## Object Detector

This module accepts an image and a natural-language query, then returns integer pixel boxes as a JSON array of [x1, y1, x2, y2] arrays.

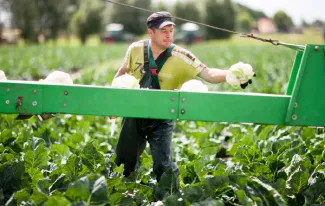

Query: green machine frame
[[1, 44, 324, 127]]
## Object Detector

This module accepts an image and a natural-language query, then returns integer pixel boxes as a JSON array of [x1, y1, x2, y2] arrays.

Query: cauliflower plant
[[180, 79, 208, 92], [0, 70, 7, 81], [111, 74, 140, 89]]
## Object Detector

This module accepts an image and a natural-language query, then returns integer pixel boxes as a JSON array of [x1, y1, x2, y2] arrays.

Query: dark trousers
[[114, 117, 179, 181]]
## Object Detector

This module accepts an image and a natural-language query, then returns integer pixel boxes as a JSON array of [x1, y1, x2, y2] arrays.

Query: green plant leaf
[[89, 176, 108, 205], [80, 142, 105, 173], [65, 176, 90, 202], [203, 176, 229, 196], [43, 196, 71, 206], [62, 154, 83, 179], [0, 161, 25, 202], [246, 176, 286, 206], [183, 186, 203, 203], [303, 181, 325, 205], [24, 144, 49, 170], [286, 166, 309, 194], [31, 189, 48, 205], [154, 169, 179, 200], [235, 189, 254, 206]]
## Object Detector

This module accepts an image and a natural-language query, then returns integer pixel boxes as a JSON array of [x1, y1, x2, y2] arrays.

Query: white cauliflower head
[[0, 70, 7, 81], [180, 79, 208, 92], [44, 71, 73, 84], [226, 62, 254, 87], [111, 74, 140, 89]]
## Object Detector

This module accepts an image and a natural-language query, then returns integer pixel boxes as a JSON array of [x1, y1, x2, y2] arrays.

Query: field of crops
[[1, 36, 325, 205]]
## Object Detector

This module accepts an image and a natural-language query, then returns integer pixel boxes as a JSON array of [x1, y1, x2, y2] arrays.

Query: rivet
[[315, 46, 319, 51], [5, 100, 10, 104], [33, 89, 38, 94], [171, 97, 175, 101], [292, 115, 297, 120], [64, 91, 68, 96], [294, 103, 298, 108], [6, 88, 10, 92], [181, 109, 185, 114], [32, 101, 38, 106], [182, 98, 186, 102], [170, 109, 175, 113], [63, 103, 67, 107]]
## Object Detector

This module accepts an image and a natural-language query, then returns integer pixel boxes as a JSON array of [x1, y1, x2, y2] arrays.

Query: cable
[[103, 0, 305, 49]]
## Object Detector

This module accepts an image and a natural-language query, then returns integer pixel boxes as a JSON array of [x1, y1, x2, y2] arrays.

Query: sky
[[155, 0, 325, 25]]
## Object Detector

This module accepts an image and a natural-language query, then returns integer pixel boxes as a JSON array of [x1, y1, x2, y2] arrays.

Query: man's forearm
[[199, 68, 229, 84]]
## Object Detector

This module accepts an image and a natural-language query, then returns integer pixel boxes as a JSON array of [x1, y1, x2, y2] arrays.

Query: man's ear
[[148, 28, 155, 36]]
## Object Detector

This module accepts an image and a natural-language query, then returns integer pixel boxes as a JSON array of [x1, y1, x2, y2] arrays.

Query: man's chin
[[162, 42, 172, 48]]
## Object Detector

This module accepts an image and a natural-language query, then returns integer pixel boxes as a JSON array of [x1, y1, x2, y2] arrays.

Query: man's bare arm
[[198, 67, 229, 84]]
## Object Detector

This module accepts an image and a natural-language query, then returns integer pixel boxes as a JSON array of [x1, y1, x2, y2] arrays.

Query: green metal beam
[[1, 44, 325, 127], [1, 81, 291, 125], [178, 92, 290, 125], [0, 81, 179, 120]]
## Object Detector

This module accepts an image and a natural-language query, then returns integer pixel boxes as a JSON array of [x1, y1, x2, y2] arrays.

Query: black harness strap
[[139, 39, 151, 88]]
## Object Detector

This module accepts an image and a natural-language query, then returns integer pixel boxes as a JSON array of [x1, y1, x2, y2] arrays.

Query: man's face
[[148, 25, 174, 49]]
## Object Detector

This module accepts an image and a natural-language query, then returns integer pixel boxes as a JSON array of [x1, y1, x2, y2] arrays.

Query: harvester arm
[[1, 44, 324, 127]]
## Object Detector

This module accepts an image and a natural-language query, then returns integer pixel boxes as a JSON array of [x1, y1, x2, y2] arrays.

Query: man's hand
[[226, 62, 256, 89]]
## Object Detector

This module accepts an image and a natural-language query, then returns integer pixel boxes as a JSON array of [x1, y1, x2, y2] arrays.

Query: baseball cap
[[147, 11, 175, 29]]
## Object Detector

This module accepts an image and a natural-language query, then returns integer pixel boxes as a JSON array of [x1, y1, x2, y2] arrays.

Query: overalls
[[114, 40, 179, 182]]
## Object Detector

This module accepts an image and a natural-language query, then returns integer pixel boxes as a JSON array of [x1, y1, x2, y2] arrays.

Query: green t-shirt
[[120, 40, 207, 90]]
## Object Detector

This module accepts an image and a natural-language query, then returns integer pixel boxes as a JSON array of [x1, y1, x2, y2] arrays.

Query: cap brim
[[158, 21, 175, 29]]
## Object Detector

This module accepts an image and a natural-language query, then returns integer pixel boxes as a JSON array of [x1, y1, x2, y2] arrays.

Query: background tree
[[110, 0, 151, 35], [173, 0, 201, 26], [70, 0, 103, 44], [236, 3, 266, 21], [236, 11, 254, 32], [204, 0, 235, 39], [311, 19, 325, 27], [0, 0, 74, 42], [153, 1, 169, 11], [273, 10, 294, 33]]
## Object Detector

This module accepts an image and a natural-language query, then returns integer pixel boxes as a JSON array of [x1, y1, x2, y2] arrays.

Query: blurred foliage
[[110, 0, 151, 35], [69, 0, 103, 44], [236, 11, 255, 32], [1, 0, 323, 43], [173, 0, 201, 26], [273, 10, 294, 33], [0, 0, 74, 42], [236, 3, 267, 21], [204, 0, 236, 39]]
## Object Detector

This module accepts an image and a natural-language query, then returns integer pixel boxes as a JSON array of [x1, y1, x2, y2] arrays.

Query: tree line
[[0, 0, 318, 44]]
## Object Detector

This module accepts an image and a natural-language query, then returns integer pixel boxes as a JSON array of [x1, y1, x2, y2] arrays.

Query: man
[[113, 11, 254, 183]]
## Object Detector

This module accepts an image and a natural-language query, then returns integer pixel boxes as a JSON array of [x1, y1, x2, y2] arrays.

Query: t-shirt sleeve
[[171, 47, 207, 76], [120, 44, 133, 69]]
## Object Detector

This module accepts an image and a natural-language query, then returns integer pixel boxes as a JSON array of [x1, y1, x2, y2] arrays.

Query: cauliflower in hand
[[226, 62, 255, 89], [0, 70, 7, 81], [111, 74, 140, 89], [180, 79, 208, 92]]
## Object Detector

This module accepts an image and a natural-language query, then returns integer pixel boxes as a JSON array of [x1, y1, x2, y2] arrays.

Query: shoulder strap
[[139, 40, 152, 88], [155, 44, 175, 73], [142, 39, 149, 75]]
